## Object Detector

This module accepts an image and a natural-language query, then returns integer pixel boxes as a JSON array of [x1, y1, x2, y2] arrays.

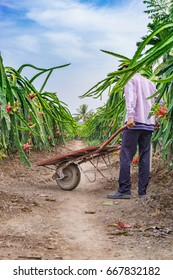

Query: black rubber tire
[[56, 163, 81, 191]]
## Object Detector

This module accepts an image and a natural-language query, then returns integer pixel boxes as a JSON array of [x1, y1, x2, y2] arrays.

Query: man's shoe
[[107, 191, 131, 199]]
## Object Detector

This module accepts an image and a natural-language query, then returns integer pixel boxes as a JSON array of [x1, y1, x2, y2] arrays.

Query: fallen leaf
[[108, 222, 132, 229], [18, 256, 42, 260], [85, 211, 96, 214], [117, 221, 132, 229], [45, 197, 56, 202], [108, 231, 129, 236], [103, 202, 113, 206], [108, 223, 119, 227]]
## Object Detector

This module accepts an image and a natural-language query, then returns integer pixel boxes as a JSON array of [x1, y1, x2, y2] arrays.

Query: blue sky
[[0, 0, 149, 114]]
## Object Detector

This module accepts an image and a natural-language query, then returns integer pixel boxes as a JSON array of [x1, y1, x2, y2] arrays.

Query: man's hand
[[127, 117, 135, 128]]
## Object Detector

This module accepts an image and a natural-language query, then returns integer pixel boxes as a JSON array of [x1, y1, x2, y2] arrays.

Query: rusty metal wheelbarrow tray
[[36, 125, 127, 191], [36, 145, 118, 167]]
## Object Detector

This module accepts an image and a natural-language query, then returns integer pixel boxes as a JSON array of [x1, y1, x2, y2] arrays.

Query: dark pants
[[118, 129, 152, 195]]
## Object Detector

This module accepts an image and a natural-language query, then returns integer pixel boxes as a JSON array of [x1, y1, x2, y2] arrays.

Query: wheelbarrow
[[36, 125, 127, 191]]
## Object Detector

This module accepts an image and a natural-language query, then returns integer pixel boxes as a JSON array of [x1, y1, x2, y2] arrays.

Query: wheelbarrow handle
[[96, 124, 127, 152]]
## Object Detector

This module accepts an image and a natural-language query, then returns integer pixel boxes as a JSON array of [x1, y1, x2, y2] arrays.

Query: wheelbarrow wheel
[[56, 163, 81, 191]]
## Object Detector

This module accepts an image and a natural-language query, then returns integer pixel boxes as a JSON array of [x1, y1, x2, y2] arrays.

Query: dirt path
[[0, 140, 173, 260]]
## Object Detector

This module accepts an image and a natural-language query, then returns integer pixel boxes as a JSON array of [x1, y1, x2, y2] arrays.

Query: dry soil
[[0, 140, 172, 260]]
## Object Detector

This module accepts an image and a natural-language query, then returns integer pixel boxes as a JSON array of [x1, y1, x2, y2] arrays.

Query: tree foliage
[[74, 104, 94, 123], [0, 56, 76, 166], [80, 0, 173, 167]]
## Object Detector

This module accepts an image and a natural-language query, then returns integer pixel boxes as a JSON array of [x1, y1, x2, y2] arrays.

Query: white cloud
[[17, 35, 41, 53], [0, 0, 149, 113], [24, 0, 148, 63], [25, 0, 147, 34], [43, 31, 88, 61]]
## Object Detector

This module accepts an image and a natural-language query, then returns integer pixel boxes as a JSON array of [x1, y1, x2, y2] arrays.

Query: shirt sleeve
[[124, 79, 137, 119]]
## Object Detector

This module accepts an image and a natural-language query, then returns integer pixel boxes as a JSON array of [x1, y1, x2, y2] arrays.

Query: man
[[107, 66, 156, 199]]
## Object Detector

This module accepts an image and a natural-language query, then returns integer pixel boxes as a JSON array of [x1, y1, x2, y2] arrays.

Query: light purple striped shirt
[[124, 73, 156, 130]]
